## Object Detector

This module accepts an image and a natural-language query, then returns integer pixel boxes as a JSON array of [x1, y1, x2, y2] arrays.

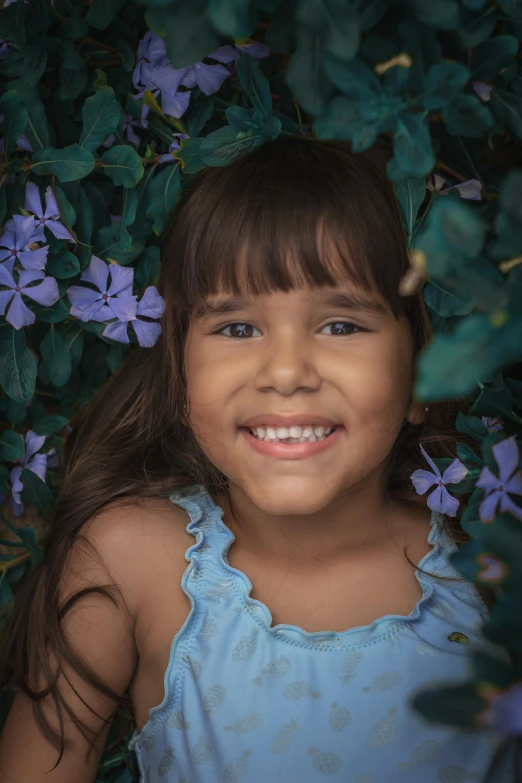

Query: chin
[[240, 479, 337, 516]]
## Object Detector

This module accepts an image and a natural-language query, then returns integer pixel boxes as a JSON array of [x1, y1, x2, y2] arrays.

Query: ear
[[406, 400, 426, 426]]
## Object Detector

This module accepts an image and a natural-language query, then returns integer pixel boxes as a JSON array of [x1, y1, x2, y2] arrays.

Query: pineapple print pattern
[[370, 706, 398, 747], [223, 713, 262, 733], [397, 740, 440, 771], [308, 746, 342, 775], [417, 640, 441, 655], [363, 670, 402, 693], [200, 617, 218, 640], [223, 749, 253, 783], [252, 655, 292, 686], [204, 581, 233, 604], [231, 628, 259, 662], [167, 710, 191, 730], [269, 719, 301, 754], [141, 732, 157, 752], [202, 684, 227, 713], [283, 680, 322, 700], [184, 655, 202, 681], [430, 598, 457, 621], [157, 746, 175, 777], [338, 649, 364, 684], [190, 734, 212, 764], [328, 701, 351, 731]]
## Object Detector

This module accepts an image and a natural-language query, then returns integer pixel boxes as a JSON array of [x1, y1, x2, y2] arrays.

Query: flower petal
[[476, 465, 499, 493], [0, 289, 15, 315], [493, 436, 520, 484], [6, 292, 36, 329], [132, 318, 162, 347], [103, 320, 130, 344], [180, 64, 197, 89], [479, 491, 500, 523], [107, 264, 134, 296], [505, 470, 522, 496], [419, 443, 441, 478], [67, 285, 105, 321], [9, 466, 23, 505], [441, 458, 468, 485], [108, 295, 138, 322], [410, 469, 438, 495], [81, 255, 109, 292], [0, 262, 15, 287], [25, 431, 46, 462], [206, 45, 238, 64], [46, 220, 76, 242], [23, 276, 59, 307], [161, 89, 191, 118], [18, 269, 45, 287], [194, 62, 230, 96], [43, 187, 60, 219], [14, 214, 41, 249], [27, 453, 48, 483], [18, 246, 49, 271], [149, 64, 187, 97], [136, 286, 165, 319], [25, 181, 44, 218], [429, 485, 460, 516]]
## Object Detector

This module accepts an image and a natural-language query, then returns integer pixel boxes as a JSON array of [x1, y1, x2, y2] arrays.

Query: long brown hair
[[0, 136, 497, 764]]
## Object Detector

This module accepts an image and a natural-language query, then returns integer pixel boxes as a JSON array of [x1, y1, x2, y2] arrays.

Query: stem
[[76, 36, 119, 54]]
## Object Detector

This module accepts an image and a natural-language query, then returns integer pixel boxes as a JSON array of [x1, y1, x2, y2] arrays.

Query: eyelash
[[212, 321, 367, 339]]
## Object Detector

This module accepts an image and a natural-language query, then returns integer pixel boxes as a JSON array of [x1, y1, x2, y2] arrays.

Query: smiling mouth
[[241, 425, 339, 444]]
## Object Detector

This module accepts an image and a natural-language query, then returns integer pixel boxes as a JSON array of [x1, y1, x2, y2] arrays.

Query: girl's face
[[184, 270, 423, 517]]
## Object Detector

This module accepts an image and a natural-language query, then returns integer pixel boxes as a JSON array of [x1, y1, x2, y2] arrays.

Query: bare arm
[[0, 505, 143, 783]]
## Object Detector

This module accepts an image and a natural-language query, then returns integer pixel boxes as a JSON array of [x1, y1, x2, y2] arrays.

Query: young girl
[[0, 137, 515, 783]]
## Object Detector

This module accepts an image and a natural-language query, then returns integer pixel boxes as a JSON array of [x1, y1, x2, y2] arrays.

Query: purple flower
[[22, 182, 76, 242], [483, 416, 504, 433], [133, 32, 190, 119], [410, 444, 468, 517], [472, 81, 492, 102], [0, 265, 59, 329], [8, 430, 48, 518], [207, 41, 270, 65], [133, 30, 168, 90], [179, 60, 230, 96], [0, 38, 12, 59], [0, 215, 49, 271], [478, 681, 522, 740], [476, 436, 522, 522], [67, 255, 138, 324], [103, 111, 141, 149], [157, 132, 189, 164], [426, 173, 482, 201], [103, 285, 165, 348]]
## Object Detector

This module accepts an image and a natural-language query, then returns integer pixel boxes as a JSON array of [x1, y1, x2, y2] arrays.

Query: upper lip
[[241, 414, 340, 428]]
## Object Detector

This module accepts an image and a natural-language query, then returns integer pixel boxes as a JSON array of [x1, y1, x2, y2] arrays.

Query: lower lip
[[239, 426, 343, 459]]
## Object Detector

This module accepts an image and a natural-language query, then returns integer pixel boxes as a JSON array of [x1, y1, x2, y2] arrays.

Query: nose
[[253, 332, 321, 396]]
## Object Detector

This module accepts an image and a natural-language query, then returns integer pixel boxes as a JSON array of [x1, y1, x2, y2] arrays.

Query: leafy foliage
[[1, 0, 522, 780]]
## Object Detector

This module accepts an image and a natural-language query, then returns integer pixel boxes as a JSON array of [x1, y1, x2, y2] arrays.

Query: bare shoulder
[[64, 495, 194, 617]]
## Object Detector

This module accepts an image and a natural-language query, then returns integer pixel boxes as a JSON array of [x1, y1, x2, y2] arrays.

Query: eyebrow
[[194, 291, 389, 319]]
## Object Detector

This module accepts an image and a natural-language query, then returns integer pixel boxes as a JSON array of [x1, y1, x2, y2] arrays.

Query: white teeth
[[248, 425, 336, 443]]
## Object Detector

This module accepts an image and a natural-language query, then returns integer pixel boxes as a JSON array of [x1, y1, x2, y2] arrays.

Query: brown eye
[[322, 321, 363, 336], [215, 322, 260, 338]]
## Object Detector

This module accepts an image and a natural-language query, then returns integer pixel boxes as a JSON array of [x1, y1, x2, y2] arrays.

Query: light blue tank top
[[128, 484, 515, 782]]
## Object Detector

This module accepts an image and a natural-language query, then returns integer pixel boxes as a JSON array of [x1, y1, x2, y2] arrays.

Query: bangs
[[163, 137, 412, 320]]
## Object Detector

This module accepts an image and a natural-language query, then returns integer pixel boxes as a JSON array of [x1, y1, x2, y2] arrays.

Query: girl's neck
[[212, 483, 426, 565]]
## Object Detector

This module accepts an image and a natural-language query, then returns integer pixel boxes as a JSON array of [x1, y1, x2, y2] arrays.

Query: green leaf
[[199, 125, 268, 166], [20, 469, 54, 521], [101, 145, 144, 187], [471, 36, 520, 82], [173, 138, 206, 173], [119, 187, 139, 250], [146, 2, 220, 69], [31, 144, 95, 182], [208, 0, 260, 38], [86, 0, 126, 30], [418, 62, 470, 111], [31, 298, 70, 324], [0, 91, 28, 155], [442, 94, 494, 137], [490, 89, 522, 140], [424, 282, 474, 316], [0, 327, 37, 404], [410, 0, 460, 29], [58, 63, 88, 101], [0, 430, 25, 461], [456, 442, 484, 467], [32, 415, 69, 437], [393, 177, 426, 245], [287, 26, 336, 115], [145, 164, 182, 235], [185, 94, 214, 138], [40, 326, 72, 388], [456, 412, 488, 442], [392, 112, 435, 177], [135, 247, 161, 289], [79, 87, 122, 151], [46, 250, 81, 280], [236, 54, 272, 117]]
